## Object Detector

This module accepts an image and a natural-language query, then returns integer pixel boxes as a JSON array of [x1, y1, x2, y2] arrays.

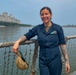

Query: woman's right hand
[[12, 41, 19, 54], [12, 36, 26, 54]]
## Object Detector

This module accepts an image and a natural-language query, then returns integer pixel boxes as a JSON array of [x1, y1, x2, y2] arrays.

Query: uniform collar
[[40, 21, 56, 34]]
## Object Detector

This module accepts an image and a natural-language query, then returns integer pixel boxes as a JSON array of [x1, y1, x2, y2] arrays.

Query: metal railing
[[0, 35, 76, 75]]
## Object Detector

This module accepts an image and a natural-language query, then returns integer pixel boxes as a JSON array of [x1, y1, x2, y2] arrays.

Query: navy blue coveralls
[[24, 22, 66, 75]]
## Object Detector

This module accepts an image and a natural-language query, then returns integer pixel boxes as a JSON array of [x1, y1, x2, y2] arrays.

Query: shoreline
[[62, 26, 76, 27]]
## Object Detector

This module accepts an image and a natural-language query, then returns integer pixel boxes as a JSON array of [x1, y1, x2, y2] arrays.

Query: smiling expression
[[40, 9, 52, 24]]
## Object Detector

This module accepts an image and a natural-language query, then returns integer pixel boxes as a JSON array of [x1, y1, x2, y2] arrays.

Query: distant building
[[0, 12, 20, 24]]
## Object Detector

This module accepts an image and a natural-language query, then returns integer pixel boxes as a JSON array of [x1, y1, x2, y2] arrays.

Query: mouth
[[42, 18, 48, 21]]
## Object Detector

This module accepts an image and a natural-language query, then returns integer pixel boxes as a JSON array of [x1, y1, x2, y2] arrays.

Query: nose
[[43, 14, 46, 17]]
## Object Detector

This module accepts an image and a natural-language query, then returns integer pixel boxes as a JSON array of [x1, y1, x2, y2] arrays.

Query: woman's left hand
[[65, 61, 70, 73]]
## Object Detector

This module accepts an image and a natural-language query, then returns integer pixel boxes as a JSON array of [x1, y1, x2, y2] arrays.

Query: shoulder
[[32, 23, 43, 29], [30, 24, 43, 32], [53, 23, 62, 29], [53, 22, 63, 31]]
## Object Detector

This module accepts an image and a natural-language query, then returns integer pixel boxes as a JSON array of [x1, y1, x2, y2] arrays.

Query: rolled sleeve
[[58, 26, 66, 45], [24, 26, 37, 40]]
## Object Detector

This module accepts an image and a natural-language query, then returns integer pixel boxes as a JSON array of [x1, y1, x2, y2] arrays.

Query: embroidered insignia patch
[[50, 31, 57, 34]]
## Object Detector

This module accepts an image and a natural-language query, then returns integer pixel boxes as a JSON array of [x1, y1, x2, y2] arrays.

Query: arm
[[12, 36, 27, 54], [60, 44, 69, 63], [60, 44, 70, 73], [12, 26, 37, 54]]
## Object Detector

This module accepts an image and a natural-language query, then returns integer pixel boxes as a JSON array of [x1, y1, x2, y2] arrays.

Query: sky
[[0, 0, 76, 26]]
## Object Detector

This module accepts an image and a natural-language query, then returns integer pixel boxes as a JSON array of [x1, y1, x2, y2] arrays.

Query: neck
[[44, 21, 52, 32], [44, 21, 52, 28]]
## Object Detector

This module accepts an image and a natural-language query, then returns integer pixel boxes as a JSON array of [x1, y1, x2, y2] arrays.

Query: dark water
[[0, 25, 76, 75]]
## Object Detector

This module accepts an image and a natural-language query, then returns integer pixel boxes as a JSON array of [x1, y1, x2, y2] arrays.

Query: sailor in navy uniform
[[12, 6, 70, 75], [24, 22, 65, 75]]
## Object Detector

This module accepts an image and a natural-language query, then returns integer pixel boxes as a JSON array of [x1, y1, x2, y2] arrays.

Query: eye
[[40, 13, 44, 16], [40, 13, 49, 17], [45, 13, 49, 15]]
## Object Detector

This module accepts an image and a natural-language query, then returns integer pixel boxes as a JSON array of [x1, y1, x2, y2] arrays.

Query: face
[[40, 9, 52, 24]]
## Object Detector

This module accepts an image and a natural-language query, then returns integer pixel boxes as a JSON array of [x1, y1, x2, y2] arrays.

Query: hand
[[12, 41, 19, 54], [65, 61, 70, 73], [30, 72, 35, 75], [30, 69, 36, 75]]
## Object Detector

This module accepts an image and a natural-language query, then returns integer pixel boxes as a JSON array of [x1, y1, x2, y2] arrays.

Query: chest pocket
[[46, 35, 58, 46], [37, 34, 46, 47], [48, 30, 58, 42], [46, 31, 59, 46]]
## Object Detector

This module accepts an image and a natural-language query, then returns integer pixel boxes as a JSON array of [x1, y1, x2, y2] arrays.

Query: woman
[[12, 6, 70, 75]]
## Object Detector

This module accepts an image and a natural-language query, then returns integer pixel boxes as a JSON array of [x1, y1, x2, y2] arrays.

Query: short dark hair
[[40, 6, 52, 15]]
